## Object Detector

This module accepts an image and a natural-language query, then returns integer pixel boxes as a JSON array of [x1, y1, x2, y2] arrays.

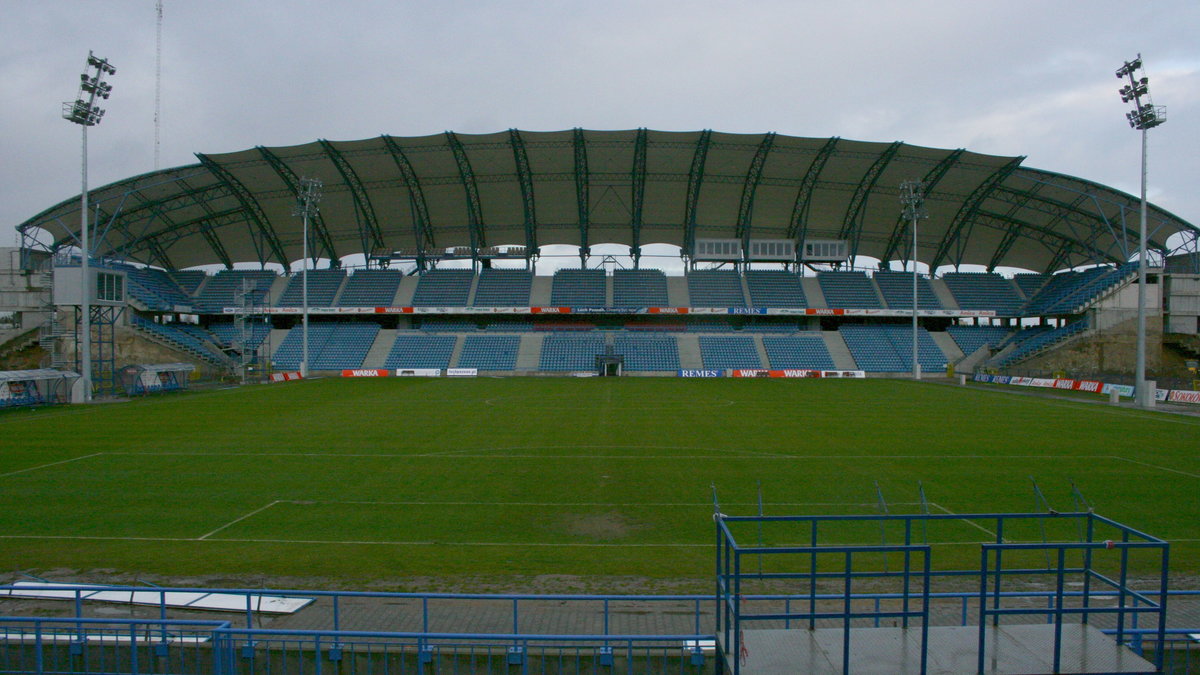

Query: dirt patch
[[557, 511, 648, 541]]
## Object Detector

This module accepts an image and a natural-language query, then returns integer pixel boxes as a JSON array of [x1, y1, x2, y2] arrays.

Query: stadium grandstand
[[3, 130, 1199, 390]]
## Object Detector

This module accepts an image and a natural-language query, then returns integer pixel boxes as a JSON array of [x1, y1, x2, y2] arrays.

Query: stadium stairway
[[529, 276, 553, 305], [266, 276, 289, 306], [752, 335, 771, 366], [666, 275, 689, 306], [800, 277, 827, 308], [362, 329, 397, 368], [393, 276, 418, 306], [447, 334, 467, 368], [515, 333, 543, 371], [605, 275, 614, 306], [930, 331, 964, 363], [929, 279, 960, 310], [821, 331, 858, 370], [675, 334, 703, 369]]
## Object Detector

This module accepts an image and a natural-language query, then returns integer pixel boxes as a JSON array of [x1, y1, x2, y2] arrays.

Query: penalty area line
[[0, 453, 104, 479], [197, 501, 282, 540], [1109, 456, 1200, 479], [928, 502, 1003, 541]]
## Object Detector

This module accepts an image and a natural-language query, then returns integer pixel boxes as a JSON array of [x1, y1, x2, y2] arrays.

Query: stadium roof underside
[[17, 130, 1200, 274]]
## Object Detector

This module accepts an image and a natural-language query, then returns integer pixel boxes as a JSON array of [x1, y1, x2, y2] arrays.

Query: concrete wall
[[1017, 315, 1163, 375]]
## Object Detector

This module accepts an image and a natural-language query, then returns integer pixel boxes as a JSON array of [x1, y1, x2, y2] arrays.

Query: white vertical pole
[[1134, 127, 1150, 407], [79, 124, 92, 402], [301, 208, 310, 378], [912, 212, 920, 380]]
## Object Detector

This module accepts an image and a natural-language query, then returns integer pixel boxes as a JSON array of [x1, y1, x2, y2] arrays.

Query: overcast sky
[[3, 1, 1198, 267]]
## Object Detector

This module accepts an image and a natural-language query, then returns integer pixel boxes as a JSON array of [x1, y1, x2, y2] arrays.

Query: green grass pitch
[[0, 377, 1195, 590]]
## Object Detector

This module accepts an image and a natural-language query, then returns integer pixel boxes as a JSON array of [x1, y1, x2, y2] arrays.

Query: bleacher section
[[945, 325, 1013, 357], [839, 324, 946, 372], [942, 273, 1024, 316], [818, 272, 883, 308], [472, 269, 532, 306], [383, 334, 457, 370], [1012, 273, 1049, 300], [1026, 263, 1137, 315], [124, 266, 193, 311], [550, 269, 606, 307], [744, 271, 807, 308], [457, 335, 521, 370], [275, 269, 346, 307], [613, 334, 680, 371], [762, 334, 836, 370], [130, 316, 228, 365], [169, 270, 207, 295], [539, 334, 606, 371], [873, 271, 942, 310], [208, 321, 271, 352], [686, 271, 745, 307], [192, 270, 277, 312], [112, 267, 1120, 376], [310, 323, 379, 370], [993, 321, 1088, 367], [698, 336, 761, 369], [411, 269, 474, 307], [337, 269, 403, 307], [612, 269, 668, 307]]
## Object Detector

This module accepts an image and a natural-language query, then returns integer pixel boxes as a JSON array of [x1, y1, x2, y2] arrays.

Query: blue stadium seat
[[817, 272, 883, 309], [550, 269, 606, 307], [338, 269, 403, 306], [698, 336, 761, 369]]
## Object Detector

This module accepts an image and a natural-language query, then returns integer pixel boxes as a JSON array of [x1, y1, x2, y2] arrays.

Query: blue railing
[[2, 583, 1196, 673]]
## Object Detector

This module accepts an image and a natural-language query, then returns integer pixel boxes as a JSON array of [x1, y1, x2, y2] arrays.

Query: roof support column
[[573, 128, 589, 267], [682, 129, 713, 267], [630, 128, 647, 268]]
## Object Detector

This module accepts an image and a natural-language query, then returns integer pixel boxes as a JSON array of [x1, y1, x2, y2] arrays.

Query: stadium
[[2, 3, 1200, 668], [0, 125, 1198, 673]]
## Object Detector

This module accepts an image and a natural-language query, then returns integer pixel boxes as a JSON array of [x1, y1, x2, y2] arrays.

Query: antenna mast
[[154, 0, 163, 169]]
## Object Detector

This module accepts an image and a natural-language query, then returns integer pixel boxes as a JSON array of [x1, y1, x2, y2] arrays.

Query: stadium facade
[[3, 130, 1200, 390]]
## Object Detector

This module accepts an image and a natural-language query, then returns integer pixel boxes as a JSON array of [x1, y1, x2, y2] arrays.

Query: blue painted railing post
[[130, 622, 139, 675]]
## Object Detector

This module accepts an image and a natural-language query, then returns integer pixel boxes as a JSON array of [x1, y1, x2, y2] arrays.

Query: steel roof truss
[[573, 128, 590, 262], [318, 139, 385, 261], [683, 129, 713, 259], [445, 131, 486, 258], [930, 156, 1024, 271], [786, 137, 840, 243], [630, 128, 648, 266], [380, 135, 436, 265], [508, 129, 538, 259], [257, 146, 338, 265], [839, 141, 903, 264], [736, 132, 777, 259], [197, 154, 287, 268], [880, 148, 965, 265]]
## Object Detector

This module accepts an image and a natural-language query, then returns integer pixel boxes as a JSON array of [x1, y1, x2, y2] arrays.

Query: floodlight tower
[[63, 51, 116, 402], [294, 178, 323, 378], [900, 180, 927, 380], [1116, 54, 1165, 408]]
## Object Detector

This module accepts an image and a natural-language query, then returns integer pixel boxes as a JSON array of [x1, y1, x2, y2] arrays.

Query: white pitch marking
[[0, 453, 104, 479], [0, 534, 709, 548], [197, 501, 281, 540], [928, 502, 1003, 541], [1109, 456, 1200, 479]]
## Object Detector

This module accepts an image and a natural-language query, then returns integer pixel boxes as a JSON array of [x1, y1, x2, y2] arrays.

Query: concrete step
[[515, 333, 544, 371], [676, 334, 703, 369], [822, 331, 858, 370], [362, 329, 397, 369]]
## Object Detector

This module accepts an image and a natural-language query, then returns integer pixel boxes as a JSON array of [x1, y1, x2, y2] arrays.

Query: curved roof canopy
[[17, 129, 1199, 273]]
